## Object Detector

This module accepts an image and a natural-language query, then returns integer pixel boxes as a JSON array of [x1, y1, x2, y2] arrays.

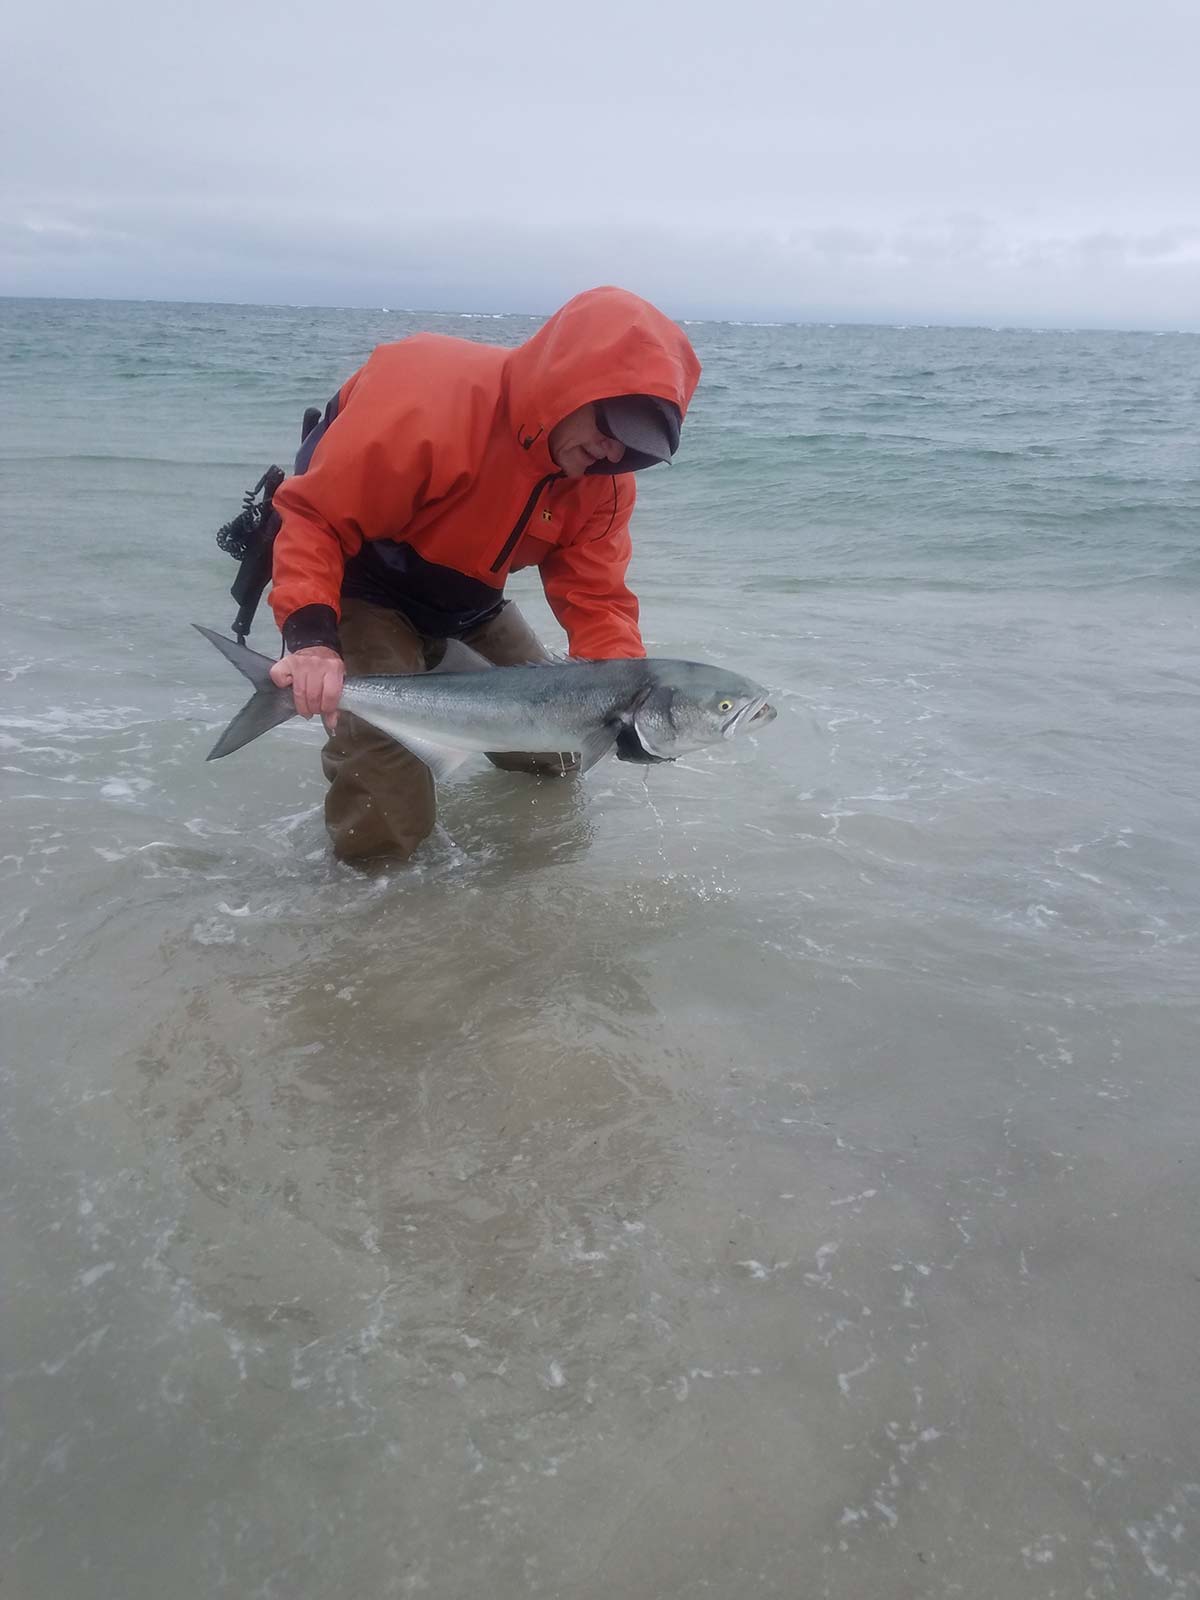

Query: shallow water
[[3, 300, 1199, 1597]]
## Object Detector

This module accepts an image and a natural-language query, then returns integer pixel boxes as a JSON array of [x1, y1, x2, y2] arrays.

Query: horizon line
[[0, 292, 1195, 338]]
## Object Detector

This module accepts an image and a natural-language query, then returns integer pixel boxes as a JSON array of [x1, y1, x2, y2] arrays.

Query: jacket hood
[[504, 286, 702, 476]]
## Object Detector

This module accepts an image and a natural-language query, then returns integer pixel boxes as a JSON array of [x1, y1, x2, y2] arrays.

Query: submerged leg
[[462, 604, 581, 776], [322, 599, 436, 862]]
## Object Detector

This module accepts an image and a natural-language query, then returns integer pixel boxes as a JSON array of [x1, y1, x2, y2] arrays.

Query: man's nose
[[601, 436, 626, 461]]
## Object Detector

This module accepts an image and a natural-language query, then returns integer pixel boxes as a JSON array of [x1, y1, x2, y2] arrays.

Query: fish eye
[[718, 699, 734, 712]]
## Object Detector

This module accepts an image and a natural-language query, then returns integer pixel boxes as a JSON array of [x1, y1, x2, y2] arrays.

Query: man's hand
[[270, 646, 345, 730]]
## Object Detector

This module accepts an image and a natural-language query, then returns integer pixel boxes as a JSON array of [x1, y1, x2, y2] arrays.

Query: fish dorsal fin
[[432, 639, 494, 674]]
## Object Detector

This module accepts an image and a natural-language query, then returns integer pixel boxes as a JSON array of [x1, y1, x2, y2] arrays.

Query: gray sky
[[5, 0, 1198, 327]]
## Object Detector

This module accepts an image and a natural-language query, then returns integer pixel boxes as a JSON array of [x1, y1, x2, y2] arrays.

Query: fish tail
[[193, 623, 298, 760]]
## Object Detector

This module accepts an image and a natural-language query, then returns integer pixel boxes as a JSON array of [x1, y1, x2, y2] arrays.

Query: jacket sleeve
[[268, 362, 431, 651], [538, 478, 645, 660]]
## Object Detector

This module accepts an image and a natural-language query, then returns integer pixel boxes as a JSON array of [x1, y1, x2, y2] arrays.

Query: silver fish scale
[[340, 659, 658, 753]]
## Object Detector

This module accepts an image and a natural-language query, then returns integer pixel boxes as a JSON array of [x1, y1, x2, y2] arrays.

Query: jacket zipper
[[490, 472, 561, 573]]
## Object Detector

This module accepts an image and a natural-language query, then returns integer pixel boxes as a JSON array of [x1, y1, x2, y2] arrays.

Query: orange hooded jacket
[[269, 287, 702, 661]]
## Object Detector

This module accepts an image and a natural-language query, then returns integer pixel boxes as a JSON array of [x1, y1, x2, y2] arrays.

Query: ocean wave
[[0, 453, 266, 469], [737, 564, 1200, 594]]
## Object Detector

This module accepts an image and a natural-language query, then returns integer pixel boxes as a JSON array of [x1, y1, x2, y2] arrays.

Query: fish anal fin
[[431, 640, 494, 674], [395, 731, 474, 782]]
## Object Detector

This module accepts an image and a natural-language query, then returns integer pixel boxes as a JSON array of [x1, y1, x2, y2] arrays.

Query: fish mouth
[[723, 696, 777, 738]]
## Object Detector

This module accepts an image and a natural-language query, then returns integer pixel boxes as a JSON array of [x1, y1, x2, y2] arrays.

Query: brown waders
[[321, 598, 579, 862]]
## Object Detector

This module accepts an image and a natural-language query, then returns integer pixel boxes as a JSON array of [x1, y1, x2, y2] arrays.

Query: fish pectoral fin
[[614, 724, 673, 764], [393, 732, 474, 782], [631, 686, 677, 760], [431, 640, 495, 674], [575, 725, 620, 774]]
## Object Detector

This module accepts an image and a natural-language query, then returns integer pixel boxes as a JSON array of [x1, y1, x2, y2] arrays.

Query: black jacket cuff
[[282, 605, 342, 655]]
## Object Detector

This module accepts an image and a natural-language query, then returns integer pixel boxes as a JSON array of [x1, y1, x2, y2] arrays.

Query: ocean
[[3, 297, 1198, 1598]]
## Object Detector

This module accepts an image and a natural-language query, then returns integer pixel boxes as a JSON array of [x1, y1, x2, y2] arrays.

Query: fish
[[194, 624, 777, 778]]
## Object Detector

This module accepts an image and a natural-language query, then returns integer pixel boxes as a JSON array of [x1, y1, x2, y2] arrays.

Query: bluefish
[[195, 625, 776, 778]]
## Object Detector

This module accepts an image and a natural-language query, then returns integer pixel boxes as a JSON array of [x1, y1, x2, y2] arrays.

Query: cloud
[[3, 0, 1198, 327], [4, 197, 1197, 330]]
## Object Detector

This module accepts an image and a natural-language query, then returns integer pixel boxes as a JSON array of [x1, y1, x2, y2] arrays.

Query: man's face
[[547, 403, 626, 478]]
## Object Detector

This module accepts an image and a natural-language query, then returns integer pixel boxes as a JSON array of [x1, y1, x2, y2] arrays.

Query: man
[[267, 285, 702, 861]]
